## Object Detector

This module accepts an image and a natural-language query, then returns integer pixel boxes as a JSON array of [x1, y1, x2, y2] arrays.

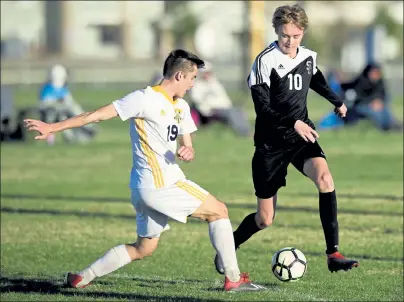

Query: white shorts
[[131, 179, 209, 238]]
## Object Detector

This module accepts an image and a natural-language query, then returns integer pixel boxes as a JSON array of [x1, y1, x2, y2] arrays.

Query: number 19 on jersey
[[167, 125, 178, 142]]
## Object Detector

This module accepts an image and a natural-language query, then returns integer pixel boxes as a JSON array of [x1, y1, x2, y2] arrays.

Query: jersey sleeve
[[309, 51, 343, 107], [179, 102, 197, 135], [248, 56, 272, 88], [112, 89, 146, 121], [311, 50, 318, 75]]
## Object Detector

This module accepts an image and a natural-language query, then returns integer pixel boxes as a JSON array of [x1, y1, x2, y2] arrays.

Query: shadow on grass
[[1, 204, 402, 237], [1, 193, 402, 218], [1, 206, 402, 236], [0, 276, 223, 301], [2, 192, 403, 203]]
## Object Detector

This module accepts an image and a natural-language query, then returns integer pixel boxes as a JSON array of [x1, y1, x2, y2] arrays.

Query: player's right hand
[[24, 119, 53, 140], [294, 120, 319, 143]]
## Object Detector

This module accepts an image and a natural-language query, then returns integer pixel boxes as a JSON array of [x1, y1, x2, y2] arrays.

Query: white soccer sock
[[79, 244, 132, 285], [209, 219, 241, 282]]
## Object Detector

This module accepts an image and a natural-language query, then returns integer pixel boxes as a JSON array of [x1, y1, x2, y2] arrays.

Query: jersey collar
[[274, 41, 300, 59], [151, 85, 179, 105]]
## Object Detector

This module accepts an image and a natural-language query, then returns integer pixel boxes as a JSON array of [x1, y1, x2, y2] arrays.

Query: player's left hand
[[334, 103, 347, 118], [177, 146, 195, 162]]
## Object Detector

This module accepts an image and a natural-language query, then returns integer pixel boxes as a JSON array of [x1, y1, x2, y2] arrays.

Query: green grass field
[[1, 86, 403, 301]]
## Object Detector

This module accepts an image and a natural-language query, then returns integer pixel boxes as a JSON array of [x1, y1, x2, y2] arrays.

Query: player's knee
[[219, 201, 229, 217], [316, 172, 334, 192], [204, 200, 228, 222], [129, 240, 158, 260], [133, 246, 154, 260], [212, 200, 228, 220], [135, 250, 152, 260], [256, 213, 274, 229], [142, 250, 154, 258]]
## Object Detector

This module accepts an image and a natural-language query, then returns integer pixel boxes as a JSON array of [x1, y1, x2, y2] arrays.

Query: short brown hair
[[272, 4, 309, 32], [163, 49, 205, 78]]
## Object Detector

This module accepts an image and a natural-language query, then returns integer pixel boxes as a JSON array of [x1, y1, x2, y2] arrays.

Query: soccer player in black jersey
[[215, 4, 359, 274]]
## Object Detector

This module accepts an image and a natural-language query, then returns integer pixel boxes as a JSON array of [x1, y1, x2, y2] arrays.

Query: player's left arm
[[309, 54, 347, 118], [177, 103, 197, 162]]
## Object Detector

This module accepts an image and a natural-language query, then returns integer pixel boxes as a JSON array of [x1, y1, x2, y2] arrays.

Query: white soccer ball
[[271, 247, 307, 282]]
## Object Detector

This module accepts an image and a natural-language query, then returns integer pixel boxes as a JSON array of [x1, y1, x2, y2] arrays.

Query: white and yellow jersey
[[112, 85, 197, 189]]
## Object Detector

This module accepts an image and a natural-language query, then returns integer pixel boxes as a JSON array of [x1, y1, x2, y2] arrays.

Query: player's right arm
[[249, 56, 319, 143], [25, 89, 146, 140], [248, 60, 297, 127]]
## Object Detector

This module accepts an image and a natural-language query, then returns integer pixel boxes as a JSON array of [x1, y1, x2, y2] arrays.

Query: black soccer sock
[[319, 190, 339, 254], [233, 212, 262, 249]]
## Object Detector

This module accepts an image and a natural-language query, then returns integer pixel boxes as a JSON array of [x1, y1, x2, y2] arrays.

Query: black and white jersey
[[248, 41, 343, 146]]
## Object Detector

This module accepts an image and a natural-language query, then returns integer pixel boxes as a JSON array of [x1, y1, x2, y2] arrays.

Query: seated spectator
[[39, 64, 97, 144], [318, 63, 402, 132], [151, 63, 252, 137], [188, 62, 252, 137]]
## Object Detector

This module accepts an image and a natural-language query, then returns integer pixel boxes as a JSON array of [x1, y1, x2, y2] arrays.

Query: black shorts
[[252, 141, 326, 199]]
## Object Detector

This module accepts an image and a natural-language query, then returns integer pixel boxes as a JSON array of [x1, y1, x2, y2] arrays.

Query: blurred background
[[2, 0, 403, 142], [1, 3, 403, 300], [1, 0, 403, 90]]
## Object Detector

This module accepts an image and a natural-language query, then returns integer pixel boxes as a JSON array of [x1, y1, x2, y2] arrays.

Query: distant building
[[1, 1, 402, 60]]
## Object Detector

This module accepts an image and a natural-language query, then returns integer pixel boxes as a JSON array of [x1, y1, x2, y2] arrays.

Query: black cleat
[[327, 252, 359, 272]]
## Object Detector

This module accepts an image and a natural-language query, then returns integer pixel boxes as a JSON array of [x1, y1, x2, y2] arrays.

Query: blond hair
[[272, 4, 309, 32]]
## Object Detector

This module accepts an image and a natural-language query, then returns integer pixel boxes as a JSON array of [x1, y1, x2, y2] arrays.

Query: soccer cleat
[[66, 272, 91, 288], [214, 254, 225, 275], [224, 272, 266, 292], [327, 252, 359, 272]]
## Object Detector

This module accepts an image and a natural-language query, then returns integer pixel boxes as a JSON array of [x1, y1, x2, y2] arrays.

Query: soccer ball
[[271, 247, 307, 282]]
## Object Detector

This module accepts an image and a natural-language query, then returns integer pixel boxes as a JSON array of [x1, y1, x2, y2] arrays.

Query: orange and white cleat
[[224, 272, 266, 292], [66, 272, 91, 288]]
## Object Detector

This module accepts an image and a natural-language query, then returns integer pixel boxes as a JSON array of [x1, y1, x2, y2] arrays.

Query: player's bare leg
[[67, 237, 159, 288], [303, 157, 359, 272], [192, 194, 265, 291], [255, 195, 278, 229]]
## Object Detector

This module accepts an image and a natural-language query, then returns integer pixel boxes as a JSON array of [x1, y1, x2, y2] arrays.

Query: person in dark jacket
[[342, 63, 402, 131]]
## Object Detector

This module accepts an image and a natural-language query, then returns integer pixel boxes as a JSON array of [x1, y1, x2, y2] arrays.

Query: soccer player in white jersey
[[24, 49, 265, 292], [213, 4, 359, 274]]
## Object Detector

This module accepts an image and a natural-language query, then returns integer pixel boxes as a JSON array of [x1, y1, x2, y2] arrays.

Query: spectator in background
[[341, 63, 402, 132], [188, 62, 252, 137], [151, 63, 252, 137], [39, 64, 97, 144], [1, 85, 25, 142], [318, 63, 402, 132]]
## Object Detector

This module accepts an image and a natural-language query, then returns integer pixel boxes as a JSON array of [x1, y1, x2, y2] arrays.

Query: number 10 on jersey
[[288, 74, 302, 90]]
